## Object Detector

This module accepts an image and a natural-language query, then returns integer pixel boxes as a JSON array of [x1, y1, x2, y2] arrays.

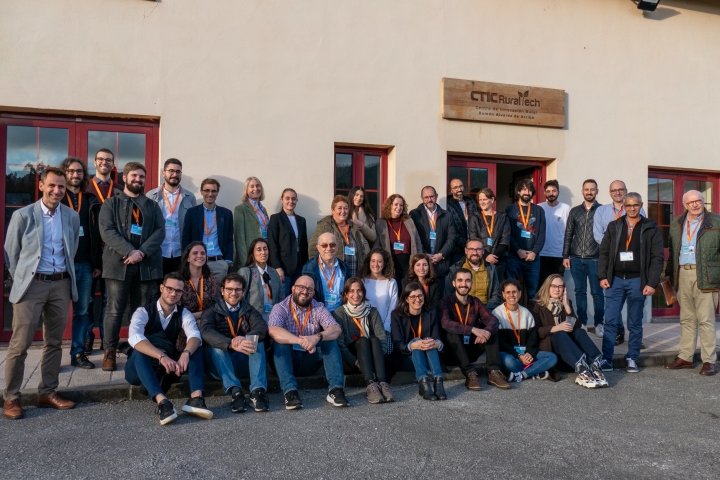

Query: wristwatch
[[316, 332, 323, 341]]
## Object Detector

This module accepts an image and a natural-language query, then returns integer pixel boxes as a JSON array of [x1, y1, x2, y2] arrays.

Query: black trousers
[[444, 331, 501, 375], [349, 337, 386, 383], [162, 256, 182, 276], [539, 256, 565, 288], [392, 253, 410, 286], [550, 329, 601, 370]]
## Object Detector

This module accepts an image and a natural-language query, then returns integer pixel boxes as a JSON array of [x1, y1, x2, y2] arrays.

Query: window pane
[[659, 226, 670, 249], [647, 178, 658, 201], [366, 191, 379, 217], [699, 181, 713, 209], [448, 167, 466, 196], [683, 180, 697, 196], [363, 155, 380, 190], [335, 153, 353, 190], [38, 128, 69, 167], [469, 168, 489, 195], [658, 179, 673, 201], [647, 203, 659, 223], [87, 131, 117, 176], [659, 204, 673, 226], [6, 127, 38, 206], [88, 130, 146, 187]]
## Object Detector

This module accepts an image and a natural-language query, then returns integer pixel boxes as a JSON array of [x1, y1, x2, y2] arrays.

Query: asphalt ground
[[1, 366, 718, 479]]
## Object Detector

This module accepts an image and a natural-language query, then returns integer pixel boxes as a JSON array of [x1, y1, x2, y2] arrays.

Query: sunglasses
[[319, 243, 337, 250]]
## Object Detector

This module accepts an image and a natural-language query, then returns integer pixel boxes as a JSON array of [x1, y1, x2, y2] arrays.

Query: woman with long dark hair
[[178, 241, 219, 320], [374, 193, 422, 284], [348, 186, 377, 254], [401, 253, 443, 310], [238, 238, 284, 323]]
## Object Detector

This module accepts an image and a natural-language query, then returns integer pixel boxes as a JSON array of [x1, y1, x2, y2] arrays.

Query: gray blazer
[[147, 185, 197, 235], [4, 201, 80, 303], [238, 265, 284, 322]]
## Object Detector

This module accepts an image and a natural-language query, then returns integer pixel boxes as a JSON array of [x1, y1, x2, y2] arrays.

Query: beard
[[520, 194, 532, 203], [583, 193, 596, 202], [165, 177, 180, 187], [126, 181, 145, 195], [545, 194, 558, 203], [293, 291, 312, 308], [468, 254, 482, 265]]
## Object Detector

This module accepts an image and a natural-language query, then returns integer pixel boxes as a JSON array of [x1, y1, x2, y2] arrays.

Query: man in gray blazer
[[3, 167, 80, 420]]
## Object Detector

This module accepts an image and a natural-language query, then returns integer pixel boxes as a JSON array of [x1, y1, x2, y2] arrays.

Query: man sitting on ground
[[445, 238, 502, 310]]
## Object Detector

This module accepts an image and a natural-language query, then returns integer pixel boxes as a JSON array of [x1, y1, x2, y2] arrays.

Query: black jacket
[[301, 255, 349, 304], [401, 277, 444, 310], [60, 190, 102, 270], [446, 196, 479, 257], [598, 216, 664, 290], [468, 211, 511, 259], [182, 204, 234, 261], [391, 310, 441, 355], [409, 204, 457, 277], [504, 202, 546, 256], [563, 201, 601, 259], [268, 211, 309, 277], [198, 298, 267, 351]]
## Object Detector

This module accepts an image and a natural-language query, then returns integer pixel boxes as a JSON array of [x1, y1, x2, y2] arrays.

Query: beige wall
[[1, 0, 719, 221]]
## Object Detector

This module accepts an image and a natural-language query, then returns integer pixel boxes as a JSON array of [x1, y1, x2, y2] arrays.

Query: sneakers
[[591, 366, 609, 388], [464, 371, 482, 391], [249, 388, 270, 412], [626, 358, 640, 373], [487, 369, 511, 389], [155, 399, 177, 425], [378, 382, 395, 402], [71, 353, 95, 369], [595, 324, 604, 338], [600, 359, 614, 372], [326, 387, 350, 407], [507, 371, 524, 383], [231, 388, 246, 413], [366, 382, 385, 404], [532, 371, 550, 381], [575, 370, 600, 388], [181, 396, 213, 419], [284, 390, 303, 410]]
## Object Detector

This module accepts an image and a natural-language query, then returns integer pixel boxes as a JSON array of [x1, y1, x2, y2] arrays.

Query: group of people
[[3, 149, 718, 424]]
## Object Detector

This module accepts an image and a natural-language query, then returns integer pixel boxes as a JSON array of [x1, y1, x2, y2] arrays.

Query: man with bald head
[[301, 232, 348, 312], [664, 190, 720, 376], [447, 179, 479, 265]]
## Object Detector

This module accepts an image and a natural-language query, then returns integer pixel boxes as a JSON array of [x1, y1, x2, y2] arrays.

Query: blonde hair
[[241, 176, 265, 202], [534, 274, 565, 308]]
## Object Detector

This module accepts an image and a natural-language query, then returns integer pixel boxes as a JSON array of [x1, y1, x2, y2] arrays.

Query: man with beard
[[60, 157, 102, 369], [505, 179, 546, 301], [148, 159, 196, 275], [99, 162, 165, 371], [410, 186, 457, 279], [445, 238, 502, 310], [562, 179, 605, 335], [538, 180, 571, 286], [446, 179, 479, 265], [268, 275, 348, 410]]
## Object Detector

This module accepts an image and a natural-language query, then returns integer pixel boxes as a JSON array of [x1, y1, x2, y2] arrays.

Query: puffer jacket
[[198, 297, 268, 351], [666, 210, 720, 292], [563, 201, 601, 259]]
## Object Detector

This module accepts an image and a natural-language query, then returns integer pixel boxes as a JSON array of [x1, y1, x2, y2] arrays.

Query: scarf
[[343, 301, 372, 337], [547, 299, 563, 326]]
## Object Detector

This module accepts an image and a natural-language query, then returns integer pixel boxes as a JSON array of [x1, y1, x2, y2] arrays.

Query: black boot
[[418, 377, 437, 401], [433, 377, 447, 400]]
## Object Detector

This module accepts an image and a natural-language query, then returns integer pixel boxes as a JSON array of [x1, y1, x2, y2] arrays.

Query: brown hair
[[331, 195, 349, 211], [200, 178, 220, 190], [358, 247, 395, 280], [40, 166, 66, 183], [406, 253, 436, 286], [281, 188, 297, 198], [341, 277, 367, 305], [583, 179, 598, 188], [123, 162, 147, 177], [477, 187, 496, 200], [59, 157, 89, 191], [163, 158, 182, 170], [381, 194, 409, 221], [534, 274, 565, 308], [394, 281, 427, 317]]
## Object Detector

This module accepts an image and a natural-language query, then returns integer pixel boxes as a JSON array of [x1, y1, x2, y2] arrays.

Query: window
[[334, 146, 388, 216]]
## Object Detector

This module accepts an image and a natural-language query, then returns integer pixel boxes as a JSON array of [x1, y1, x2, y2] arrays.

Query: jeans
[[70, 262, 94, 356], [348, 337, 386, 383], [282, 269, 304, 297], [569, 258, 605, 326], [104, 264, 159, 350], [124, 348, 205, 401], [602, 276, 644, 362], [88, 276, 107, 340], [444, 331, 501, 374], [206, 346, 268, 393], [506, 255, 541, 300], [500, 350, 557, 377], [550, 329, 602, 369], [273, 341, 345, 394], [409, 348, 444, 381]]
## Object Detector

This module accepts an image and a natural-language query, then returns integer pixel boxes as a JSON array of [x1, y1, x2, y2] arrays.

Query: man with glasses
[[445, 238, 502, 310], [447, 179, 479, 265], [124, 273, 211, 425], [60, 157, 102, 369], [664, 190, 720, 376], [301, 232, 348, 312], [268, 275, 348, 409], [410, 186, 457, 279], [598, 193, 663, 373], [182, 178, 234, 283], [148, 158, 197, 275]]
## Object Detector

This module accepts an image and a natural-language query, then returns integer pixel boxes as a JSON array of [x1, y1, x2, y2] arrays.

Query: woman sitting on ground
[[529, 274, 608, 388], [492, 279, 557, 383], [178, 241, 219, 320], [333, 277, 394, 404], [391, 282, 446, 401], [401, 253, 443, 310]]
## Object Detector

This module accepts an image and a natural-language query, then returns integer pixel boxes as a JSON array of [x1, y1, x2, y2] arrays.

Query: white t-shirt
[[538, 202, 570, 258]]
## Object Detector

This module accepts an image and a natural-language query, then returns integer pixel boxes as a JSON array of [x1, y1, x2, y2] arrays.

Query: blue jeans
[[70, 263, 94, 356], [273, 341, 344, 394], [88, 276, 107, 340], [124, 348, 205, 401], [206, 346, 267, 393], [602, 276, 644, 362], [569, 258, 605, 326], [410, 348, 444, 381], [550, 329, 602, 368], [500, 351, 557, 377], [506, 255, 541, 300]]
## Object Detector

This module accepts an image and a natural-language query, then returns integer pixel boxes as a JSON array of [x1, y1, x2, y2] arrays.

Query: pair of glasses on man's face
[[319, 243, 337, 250], [294, 285, 315, 294], [222, 287, 245, 294]]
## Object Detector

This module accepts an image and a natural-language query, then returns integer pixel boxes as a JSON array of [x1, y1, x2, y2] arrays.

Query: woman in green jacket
[[234, 176, 271, 270]]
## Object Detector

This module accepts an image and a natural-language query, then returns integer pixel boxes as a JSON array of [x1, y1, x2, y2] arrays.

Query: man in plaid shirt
[[268, 275, 348, 410]]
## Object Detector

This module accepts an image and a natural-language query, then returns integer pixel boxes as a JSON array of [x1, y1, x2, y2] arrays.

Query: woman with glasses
[[401, 253, 443, 310], [492, 279, 557, 384], [268, 188, 309, 296], [178, 242, 219, 321], [238, 238, 284, 323], [308, 195, 366, 277], [391, 282, 446, 401], [529, 274, 608, 388], [348, 186, 378, 257], [375, 194, 422, 284], [234, 176, 271, 270], [333, 277, 394, 404]]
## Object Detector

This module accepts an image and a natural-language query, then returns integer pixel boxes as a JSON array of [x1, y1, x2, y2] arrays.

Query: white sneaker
[[595, 324, 604, 338], [532, 371, 549, 380], [507, 371, 524, 382], [626, 358, 640, 373], [575, 370, 601, 388]]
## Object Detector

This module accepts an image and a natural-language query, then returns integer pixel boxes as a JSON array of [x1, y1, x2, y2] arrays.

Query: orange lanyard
[[427, 209, 437, 231], [65, 192, 82, 213], [92, 178, 113, 203], [226, 315, 241, 338], [352, 318, 365, 337], [339, 224, 351, 245], [423, 284, 429, 295], [454, 302, 470, 325], [504, 303, 521, 344], [162, 188, 180, 217], [482, 211, 495, 236], [204, 210, 217, 237], [409, 315, 423, 339], [290, 301, 311, 336], [250, 202, 268, 229], [388, 221, 403, 241], [189, 277, 204, 310], [686, 216, 702, 242], [132, 206, 141, 225], [318, 257, 337, 290], [625, 219, 638, 250], [518, 201, 531, 230], [613, 206, 624, 220]]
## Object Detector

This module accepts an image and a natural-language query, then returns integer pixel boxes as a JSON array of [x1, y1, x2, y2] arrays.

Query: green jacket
[[666, 209, 720, 292], [308, 215, 366, 267], [233, 201, 270, 270]]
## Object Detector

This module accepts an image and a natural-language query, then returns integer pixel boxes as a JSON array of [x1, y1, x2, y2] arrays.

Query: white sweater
[[363, 278, 398, 331]]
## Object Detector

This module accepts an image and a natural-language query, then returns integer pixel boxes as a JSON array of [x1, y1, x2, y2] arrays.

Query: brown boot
[[3, 399, 24, 420], [665, 357, 694, 369], [465, 371, 482, 391], [487, 369, 511, 390], [102, 348, 117, 371]]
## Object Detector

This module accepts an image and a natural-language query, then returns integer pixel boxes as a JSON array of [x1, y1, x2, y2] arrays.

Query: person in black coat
[[401, 253, 444, 310], [268, 188, 309, 296], [409, 186, 457, 279]]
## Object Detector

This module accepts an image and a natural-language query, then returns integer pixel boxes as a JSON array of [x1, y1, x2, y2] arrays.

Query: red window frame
[[333, 146, 388, 214]]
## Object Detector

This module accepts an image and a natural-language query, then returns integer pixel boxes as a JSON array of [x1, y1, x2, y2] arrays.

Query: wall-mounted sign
[[442, 78, 566, 128]]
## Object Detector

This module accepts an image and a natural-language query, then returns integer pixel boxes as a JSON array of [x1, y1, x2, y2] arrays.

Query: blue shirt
[[202, 205, 223, 257], [248, 199, 269, 238], [318, 258, 344, 312], [679, 215, 702, 265], [38, 201, 66, 274], [593, 204, 646, 245]]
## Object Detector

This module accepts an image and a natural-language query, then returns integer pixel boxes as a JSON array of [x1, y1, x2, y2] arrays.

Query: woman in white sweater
[[359, 247, 399, 355]]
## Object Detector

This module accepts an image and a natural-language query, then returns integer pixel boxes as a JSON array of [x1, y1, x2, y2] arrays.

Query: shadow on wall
[[271, 194, 323, 224], [642, 7, 681, 20], [558, 183, 575, 206], [212, 175, 246, 208]]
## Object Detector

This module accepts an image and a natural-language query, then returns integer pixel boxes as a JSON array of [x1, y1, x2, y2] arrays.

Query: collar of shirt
[[156, 300, 178, 320], [256, 264, 268, 276], [425, 206, 437, 216], [249, 199, 262, 209], [203, 204, 217, 213], [225, 301, 241, 312], [319, 258, 339, 274], [94, 177, 110, 186], [40, 201, 58, 217]]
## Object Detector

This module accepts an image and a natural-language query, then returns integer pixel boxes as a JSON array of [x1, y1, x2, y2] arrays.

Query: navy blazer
[[181, 204, 234, 261]]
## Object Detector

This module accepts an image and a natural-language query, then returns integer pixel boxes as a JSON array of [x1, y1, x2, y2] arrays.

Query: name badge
[[429, 232, 437, 240], [205, 242, 215, 250], [292, 344, 306, 352], [620, 251, 634, 262], [325, 293, 337, 304], [131, 224, 142, 236], [165, 218, 177, 228], [514, 345, 526, 355], [463, 335, 470, 345], [682, 246, 695, 254], [344, 246, 355, 256], [78, 226, 84, 237], [521, 230, 532, 238], [262, 230, 268, 239], [393, 242, 405, 251], [264, 303, 272, 313], [486, 238, 493, 246]]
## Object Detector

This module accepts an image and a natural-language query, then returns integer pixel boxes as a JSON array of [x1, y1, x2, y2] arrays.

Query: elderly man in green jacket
[[664, 190, 720, 376]]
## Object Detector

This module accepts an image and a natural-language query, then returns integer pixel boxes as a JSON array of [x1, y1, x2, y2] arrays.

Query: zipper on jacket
[[581, 208, 590, 259]]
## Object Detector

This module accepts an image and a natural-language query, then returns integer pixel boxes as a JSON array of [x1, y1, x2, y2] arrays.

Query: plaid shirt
[[268, 296, 337, 336]]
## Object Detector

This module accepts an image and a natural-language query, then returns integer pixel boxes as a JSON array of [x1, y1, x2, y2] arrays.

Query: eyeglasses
[[549, 284, 565, 290], [222, 287, 244, 294], [294, 285, 315, 293], [610, 189, 626, 194], [65, 169, 84, 175], [95, 158, 114, 164], [201, 189, 219, 194], [408, 294, 424, 301], [685, 199, 703, 207], [466, 248, 484, 253], [165, 169, 182, 175], [319, 243, 337, 250], [162, 285, 182, 294]]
